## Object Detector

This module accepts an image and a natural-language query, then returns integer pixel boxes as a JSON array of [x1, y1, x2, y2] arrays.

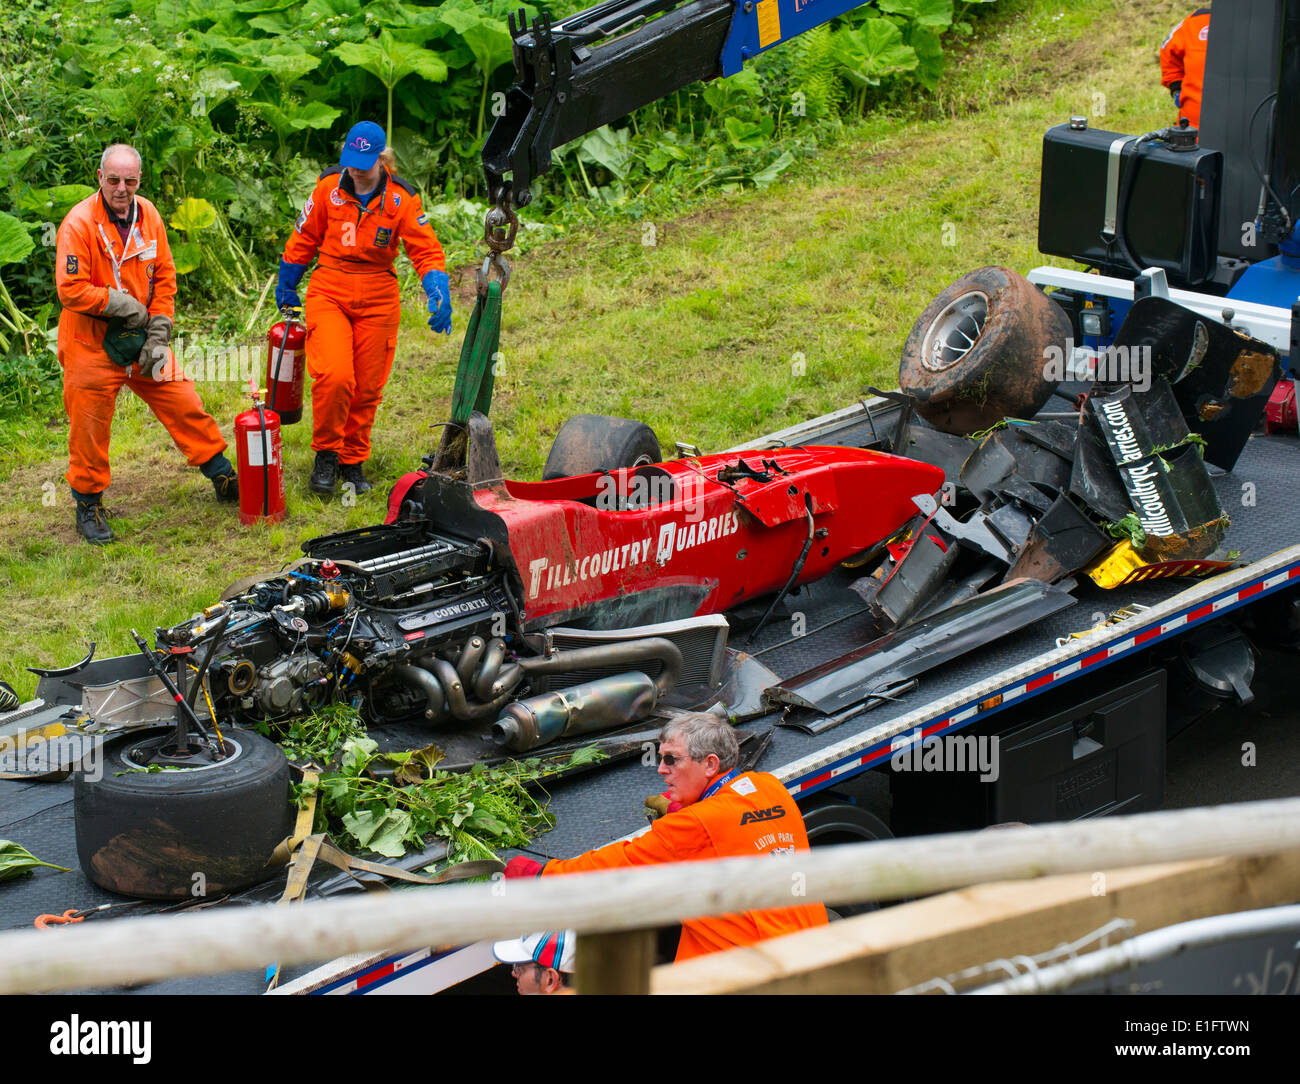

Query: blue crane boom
[[482, 0, 869, 205]]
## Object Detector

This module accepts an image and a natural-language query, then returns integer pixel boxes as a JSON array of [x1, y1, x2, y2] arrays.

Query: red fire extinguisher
[[235, 389, 287, 526], [266, 310, 306, 425]]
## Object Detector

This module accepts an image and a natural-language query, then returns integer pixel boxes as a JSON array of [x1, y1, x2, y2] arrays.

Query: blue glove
[[422, 269, 451, 335], [1280, 222, 1300, 258], [277, 259, 308, 310]]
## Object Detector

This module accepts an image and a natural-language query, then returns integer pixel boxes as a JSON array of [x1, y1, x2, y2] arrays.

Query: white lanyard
[[95, 199, 139, 290]]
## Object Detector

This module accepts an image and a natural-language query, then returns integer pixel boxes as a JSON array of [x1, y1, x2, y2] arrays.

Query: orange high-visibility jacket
[[1160, 9, 1211, 129], [282, 166, 445, 278], [56, 192, 175, 357], [541, 770, 829, 961]]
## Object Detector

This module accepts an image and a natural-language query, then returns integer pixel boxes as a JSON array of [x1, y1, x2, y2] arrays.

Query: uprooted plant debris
[[261, 705, 604, 864]]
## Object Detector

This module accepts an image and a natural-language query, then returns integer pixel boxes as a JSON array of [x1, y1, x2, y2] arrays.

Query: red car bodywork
[[413, 446, 943, 625]]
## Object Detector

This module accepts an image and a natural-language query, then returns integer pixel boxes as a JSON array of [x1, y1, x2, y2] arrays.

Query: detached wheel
[[899, 265, 1069, 436], [74, 726, 294, 899], [542, 414, 661, 480], [801, 801, 893, 919]]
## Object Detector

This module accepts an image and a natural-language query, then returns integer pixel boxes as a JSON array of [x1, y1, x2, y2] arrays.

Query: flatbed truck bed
[[3, 396, 1298, 995]]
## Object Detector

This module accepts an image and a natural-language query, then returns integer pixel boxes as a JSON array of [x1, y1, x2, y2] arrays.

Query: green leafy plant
[[0, 0, 1008, 416], [0, 839, 70, 881], [832, 16, 919, 114], [1105, 512, 1148, 551], [169, 196, 217, 275], [269, 703, 603, 862], [255, 701, 367, 765], [0, 212, 41, 355], [116, 764, 190, 774], [436, 0, 515, 140], [0, 349, 60, 419], [334, 29, 449, 138]]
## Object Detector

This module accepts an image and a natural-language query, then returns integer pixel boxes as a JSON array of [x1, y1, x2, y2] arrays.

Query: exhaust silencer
[[492, 671, 659, 753]]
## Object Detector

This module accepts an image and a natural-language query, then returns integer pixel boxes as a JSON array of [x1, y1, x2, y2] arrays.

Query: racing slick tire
[[542, 414, 662, 480], [899, 265, 1070, 436], [74, 726, 295, 899]]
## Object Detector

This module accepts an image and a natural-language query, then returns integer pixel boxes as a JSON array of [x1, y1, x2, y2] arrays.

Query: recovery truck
[[3, 0, 1299, 995]]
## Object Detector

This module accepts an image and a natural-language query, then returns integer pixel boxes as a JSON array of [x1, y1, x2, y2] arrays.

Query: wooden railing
[[2, 796, 1299, 995]]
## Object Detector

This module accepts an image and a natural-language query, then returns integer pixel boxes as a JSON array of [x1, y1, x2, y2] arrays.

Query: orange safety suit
[[1160, 8, 1211, 130], [541, 770, 828, 962], [282, 166, 446, 465], [55, 193, 226, 495]]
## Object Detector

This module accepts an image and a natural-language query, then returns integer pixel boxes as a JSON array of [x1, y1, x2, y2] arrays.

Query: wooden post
[[575, 928, 656, 994]]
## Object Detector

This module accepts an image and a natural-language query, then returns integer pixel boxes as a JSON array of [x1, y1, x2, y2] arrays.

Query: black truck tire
[[801, 800, 893, 918], [542, 414, 662, 480], [899, 265, 1069, 436], [74, 727, 295, 900]]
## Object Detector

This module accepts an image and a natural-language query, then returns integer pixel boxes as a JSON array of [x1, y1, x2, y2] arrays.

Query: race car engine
[[154, 523, 524, 727], [152, 523, 683, 738]]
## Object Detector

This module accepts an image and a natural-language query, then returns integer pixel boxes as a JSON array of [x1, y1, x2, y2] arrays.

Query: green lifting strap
[[448, 280, 502, 426]]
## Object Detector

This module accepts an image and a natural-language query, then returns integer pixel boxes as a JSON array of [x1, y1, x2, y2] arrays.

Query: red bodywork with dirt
[[464, 446, 943, 624]]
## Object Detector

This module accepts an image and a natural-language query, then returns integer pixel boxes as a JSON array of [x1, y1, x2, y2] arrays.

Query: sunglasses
[[658, 752, 693, 766]]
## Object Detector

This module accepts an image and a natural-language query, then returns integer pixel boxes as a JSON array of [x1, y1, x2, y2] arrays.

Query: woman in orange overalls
[[277, 122, 451, 495]]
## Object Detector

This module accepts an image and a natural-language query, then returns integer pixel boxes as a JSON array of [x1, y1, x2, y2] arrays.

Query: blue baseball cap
[[340, 121, 385, 169]]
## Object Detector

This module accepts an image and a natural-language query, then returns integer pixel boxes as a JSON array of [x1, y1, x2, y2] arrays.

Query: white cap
[[491, 930, 577, 973]]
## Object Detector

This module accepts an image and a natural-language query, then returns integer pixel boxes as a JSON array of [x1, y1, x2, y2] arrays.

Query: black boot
[[310, 451, 339, 494], [73, 490, 114, 545], [200, 452, 239, 503], [210, 469, 239, 503], [340, 462, 373, 494]]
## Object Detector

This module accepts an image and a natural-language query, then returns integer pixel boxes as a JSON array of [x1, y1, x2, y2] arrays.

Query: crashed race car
[[155, 423, 942, 739], [43, 412, 940, 899]]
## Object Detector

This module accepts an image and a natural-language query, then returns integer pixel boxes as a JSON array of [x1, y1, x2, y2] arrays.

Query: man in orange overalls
[[56, 144, 237, 545], [503, 713, 828, 963], [277, 122, 450, 496], [1160, 7, 1211, 130]]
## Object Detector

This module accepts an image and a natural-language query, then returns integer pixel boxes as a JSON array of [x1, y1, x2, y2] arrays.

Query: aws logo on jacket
[[541, 769, 828, 962]]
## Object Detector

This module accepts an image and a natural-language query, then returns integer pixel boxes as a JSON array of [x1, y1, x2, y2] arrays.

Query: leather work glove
[[277, 259, 308, 310], [102, 288, 150, 329], [504, 856, 545, 878], [422, 269, 451, 335], [137, 315, 173, 370], [645, 791, 682, 821], [1169, 81, 1182, 107]]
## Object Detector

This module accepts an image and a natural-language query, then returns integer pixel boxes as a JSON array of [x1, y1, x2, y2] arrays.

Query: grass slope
[[0, 0, 1186, 696]]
